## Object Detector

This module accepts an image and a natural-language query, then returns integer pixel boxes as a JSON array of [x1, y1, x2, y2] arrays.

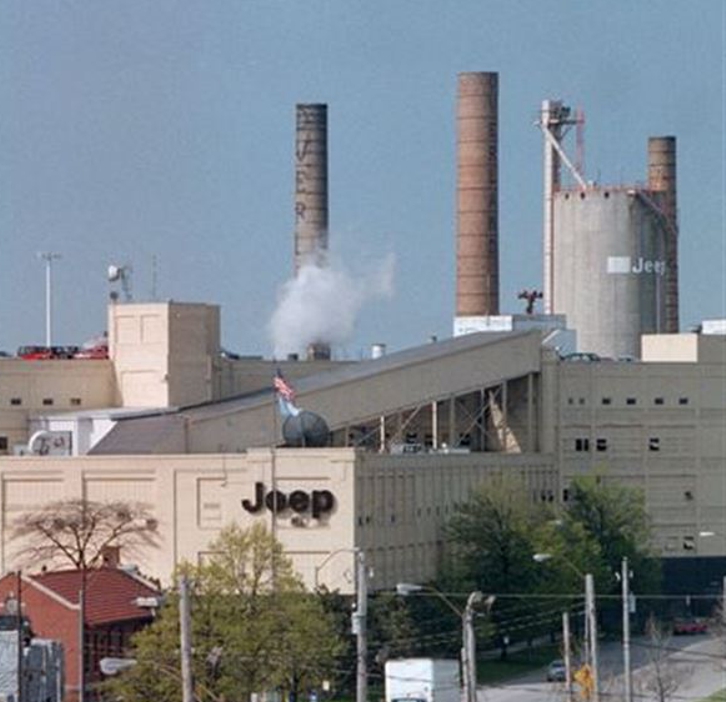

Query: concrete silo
[[552, 187, 668, 358]]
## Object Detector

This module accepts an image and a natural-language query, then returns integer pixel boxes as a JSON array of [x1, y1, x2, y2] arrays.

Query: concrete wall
[[642, 334, 698, 362], [556, 337, 726, 557], [109, 302, 220, 408], [0, 448, 556, 594], [0, 359, 115, 454]]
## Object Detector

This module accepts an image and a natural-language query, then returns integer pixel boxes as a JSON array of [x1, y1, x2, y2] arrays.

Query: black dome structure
[[282, 410, 330, 448]]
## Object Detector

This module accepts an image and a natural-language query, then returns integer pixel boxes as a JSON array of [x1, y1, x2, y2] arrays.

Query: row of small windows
[[6, 397, 82, 407], [567, 396, 689, 407], [357, 502, 456, 527], [574, 437, 660, 452]]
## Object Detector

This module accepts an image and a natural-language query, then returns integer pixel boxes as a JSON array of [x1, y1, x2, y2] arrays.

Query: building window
[[562, 489, 570, 502], [567, 398, 574, 405], [0, 437, 7, 452], [578, 398, 586, 405], [575, 438, 590, 452], [596, 438, 607, 452], [649, 437, 660, 452], [678, 397, 689, 406], [626, 397, 637, 406], [42, 398, 54, 406], [70, 397, 82, 406], [10, 398, 21, 406], [601, 397, 612, 406], [654, 397, 664, 405]]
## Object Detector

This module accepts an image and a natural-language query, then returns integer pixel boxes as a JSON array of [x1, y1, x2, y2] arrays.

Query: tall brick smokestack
[[295, 104, 328, 272], [648, 136, 678, 332], [294, 103, 330, 360], [456, 72, 499, 318]]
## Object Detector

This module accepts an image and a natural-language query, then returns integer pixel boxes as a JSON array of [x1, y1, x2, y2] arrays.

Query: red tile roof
[[30, 568, 161, 627]]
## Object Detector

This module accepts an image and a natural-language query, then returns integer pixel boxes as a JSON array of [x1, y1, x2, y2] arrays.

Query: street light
[[533, 553, 599, 702], [396, 583, 495, 702]]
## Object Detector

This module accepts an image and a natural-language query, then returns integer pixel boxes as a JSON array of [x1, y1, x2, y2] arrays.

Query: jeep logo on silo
[[607, 256, 666, 275], [242, 482, 335, 519]]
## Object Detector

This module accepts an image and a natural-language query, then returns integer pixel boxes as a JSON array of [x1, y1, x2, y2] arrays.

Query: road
[[478, 634, 726, 702]]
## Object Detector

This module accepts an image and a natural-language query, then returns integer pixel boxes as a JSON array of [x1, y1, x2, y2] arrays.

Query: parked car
[[17, 345, 79, 360], [74, 345, 109, 360], [561, 352, 601, 363], [672, 618, 708, 635], [546, 659, 567, 682]]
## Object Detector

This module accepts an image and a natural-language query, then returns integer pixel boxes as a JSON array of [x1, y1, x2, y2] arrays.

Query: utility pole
[[463, 592, 484, 702], [16, 571, 23, 702], [353, 550, 368, 702], [179, 575, 194, 702], [38, 252, 61, 348], [622, 557, 633, 702], [585, 573, 599, 702], [562, 612, 574, 702], [78, 585, 85, 702]]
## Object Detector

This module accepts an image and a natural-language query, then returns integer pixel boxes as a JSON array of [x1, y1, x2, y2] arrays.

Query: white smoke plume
[[270, 253, 395, 358]]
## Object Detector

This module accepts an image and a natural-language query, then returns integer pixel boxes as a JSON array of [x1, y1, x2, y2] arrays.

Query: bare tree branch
[[10, 498, 160, 571]]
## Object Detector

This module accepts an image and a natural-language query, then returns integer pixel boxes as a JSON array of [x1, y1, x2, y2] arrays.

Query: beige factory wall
[[642, 333, 698, 362], [0, 448, 557, 593], [0, 359, 115, 454], [355, 451, 557, 590], [556, 338, 726, 557], [0, 450, 357, 590], [109, 302, 220, 408]]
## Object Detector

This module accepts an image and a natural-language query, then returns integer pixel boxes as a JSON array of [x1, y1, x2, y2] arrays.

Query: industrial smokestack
[[295, 104, 328, 271], [456, 72, 499, 318], [295, 103, 330, 358], [648, 136, 678, 332]]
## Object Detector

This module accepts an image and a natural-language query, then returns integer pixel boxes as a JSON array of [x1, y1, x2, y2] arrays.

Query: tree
[[444, 477, 554, 655], [108, 523, 344, 702], [445, 477, 547, 595], [634, 615, 693, 702], [443, 473, 661, 652], [10, 497, 159, 570], [564, 475, 661, 597]]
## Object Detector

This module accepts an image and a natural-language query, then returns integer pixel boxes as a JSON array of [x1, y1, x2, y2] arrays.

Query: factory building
[[0, 77, 717, 598], [0, 301, 724, 595]]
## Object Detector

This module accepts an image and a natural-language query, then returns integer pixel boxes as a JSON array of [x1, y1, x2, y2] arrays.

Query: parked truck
[[384, 658, 460, 702]]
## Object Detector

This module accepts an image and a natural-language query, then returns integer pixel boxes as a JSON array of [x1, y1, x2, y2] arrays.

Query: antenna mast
[[38, 252, 62, 347]]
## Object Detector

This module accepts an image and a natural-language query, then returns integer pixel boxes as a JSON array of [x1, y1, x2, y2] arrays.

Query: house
[[0, 567, 162, 701]]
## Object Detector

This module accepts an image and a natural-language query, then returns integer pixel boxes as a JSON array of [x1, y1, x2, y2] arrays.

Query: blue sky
[[0, 1, 723, 357]]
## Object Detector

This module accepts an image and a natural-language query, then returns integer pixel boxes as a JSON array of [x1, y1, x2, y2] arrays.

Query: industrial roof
[[91, 329, 542, 455]]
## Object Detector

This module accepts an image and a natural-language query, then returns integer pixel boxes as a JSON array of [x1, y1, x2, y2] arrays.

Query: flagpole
[[271, 382, 278, 546]]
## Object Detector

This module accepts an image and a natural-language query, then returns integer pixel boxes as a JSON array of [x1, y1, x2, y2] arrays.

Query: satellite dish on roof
[[107, 263, 133, 302], [282, 411, 330, 448]]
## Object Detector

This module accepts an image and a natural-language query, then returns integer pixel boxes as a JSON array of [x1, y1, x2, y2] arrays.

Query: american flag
[[273, 370, 296, 403]]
